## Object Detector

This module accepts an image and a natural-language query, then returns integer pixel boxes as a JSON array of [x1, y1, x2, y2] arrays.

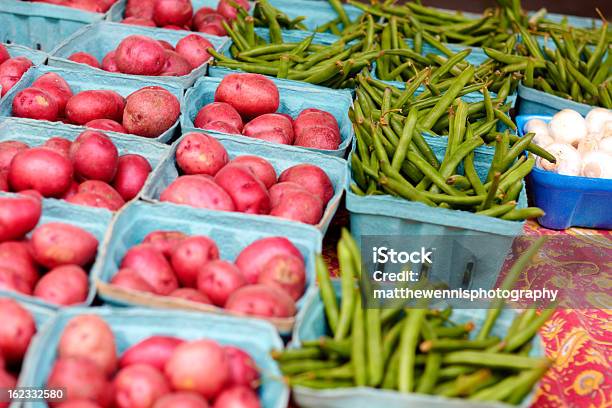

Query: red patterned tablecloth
[[322, 212, 611, 408]]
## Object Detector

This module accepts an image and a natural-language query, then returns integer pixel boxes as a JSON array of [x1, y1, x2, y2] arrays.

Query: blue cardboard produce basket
[[0, 194, 112, 310], [48, 22, 228, 89], [17, 307, 289, 408], [0, 0, 124, 52], [268, 0, 364, 31], [141, 133, 347, 235], [517, 82, 599, 117], [516, 115, 612, 230], [0, 65, 184, 143], [0, 118, 169, 213], [290, 285, 545, 408], [182, 75, 354, 158], [92, 200, 321, 334], [346, 136, 528, 291], [4, 43, 48, 66]]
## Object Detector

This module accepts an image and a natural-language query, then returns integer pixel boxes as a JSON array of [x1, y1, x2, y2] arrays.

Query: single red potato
[[153, 0, 193, 27], [58, 315, 117, 376], [113, 364, 171, 408], [0, 241, 39, 290], [12, 87, 59, 121], [235, 237, 303, 284], [0, 266, 31, 295], [194, 102, 243, 132], [119, 336, 184, 371], [279, 164, 334, 204], [153, 392, 210, 408], [0, 57, 33, 97], [0, 298, 36, 365], [112, 154, 152, 201], [111, 268, 156, 293], [214, 164, 271, 214], [101, 51, 120, 73], [270, 188, 324, 225], [175, 34, 214, 69], [215, 74, 279, 120], [30, 222, 98, 268], [196, 260, 246, 307], [194, 13, 226, 36], [268, 182, 305, 208], [66, 192, 116, 211], [230, 156, 277, 189], [176, 132, 229, 176], [70, 130, 119, 182], [0, 193, 41, 241], [33, 265, 89, 306], [158, 40, 175, 50], [160, 175, 236, 211], [68, 52, 101, 68], [201, 121, 241, 134], [169, 288, 212, 304], [120, 244, 178, 295], [77, 181, 125, 210], [142, 230, 187, 258], [46, 357, 111, 407], [296, 109, 340, 132], [160, 50, 192, 76], [258, 253, 306, 300], [115, 35, 167, 75], [122, 87, 180, 138], [0, 140, 29, 171], [42, 137, 72, 159], [65, 90, 125, 125], [224, 346, 260, 389], [226, 284, 297, 318], [31, 72, 73, 116], [164, 339, 230, 400], [213, 386, 261, 408], [171, 236, 219, 288], [243, 114, 294, 145], [0, 170, 7, 192], [217, 0, 250, 20], [293, 126, 341, 150], [86, 119, 126, 133], [8, 147, 73, 197]]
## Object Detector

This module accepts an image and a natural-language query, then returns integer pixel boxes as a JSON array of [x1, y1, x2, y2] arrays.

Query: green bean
[[271, 347, 322, 362], [416, 320, 441, 394], [438, 365, 477, 379], [351, 294, 367, 386], [365, 307, 383, 387], [566, 62, 599, 96], [280, 359, 341, 375], [442, 351, 550, 370], [504, 307, 556, 352], [391, 109, 417, 171], [586, 23, 608, 77], [398, 309, 426, 392], [436, 369, 493, 397], [420, 336, 500, 352], [289, 378, 353, 389], [379, 174, 436, 206], [335, 240, 355, 341], [433, 322, 474, 338], [382, 349, 400, 390], [316, 255, 339, 334], [498, 157, 535, 193], [470, 365, 549, 402], [464, 152, 486, 196], [317, 337, 351, 357], [500, 133, 535, 171], [476, 202, 517, 217], [407, 152, 465, 197]]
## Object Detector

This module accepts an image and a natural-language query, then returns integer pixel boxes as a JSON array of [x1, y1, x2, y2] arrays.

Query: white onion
[[549, 109, 588, 146], [581, 151, 612, 179], [537, 143, 582, 176], [576, 136, 599, 157], [585, 107, 612, 135]]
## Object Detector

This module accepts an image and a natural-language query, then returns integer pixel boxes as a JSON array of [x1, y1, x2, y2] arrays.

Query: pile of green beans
[[251, 0, 307, 30], [350, 70, 550, 221], [275, 232, 553, 404]]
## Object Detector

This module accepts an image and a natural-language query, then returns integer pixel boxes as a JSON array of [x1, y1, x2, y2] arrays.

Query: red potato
[[175, 34, 214, 69], [65, 90, 124, 125], [68, 52, 100, 68], [279, 164, 334, 204], [12, 87, 59, 121], [70, 130, 119, 182], [164, 339, 230, 400], [215, 74, 279, 120], [31, 72, 73, 116], [160, 175, 236, 211], [153, 0, 193, 27], [111, 268, 156, 293], [0, 241, 39, 290], [194, 102, 243, 132], [46, 357, 111, 407], [170, 288, 212, 304], [122, 87, 180, 138], [0, 57, 33, 96], [224, 346, 260, 389], [270, 188, 323, 225], [158, 40, 175, 50], [121, 17, 156, 27], [243, 114, 294, 145], [66, 192, 116, 211], [171, 236, 219, 288], [77, 181, 125, 210], [153, 392, 209, 408], [230, 156, 276, 189], [101, 51, 120, 73], [0, 140, 28, 171], [294, 126, 341, 150], [163, 24, 190, 30], [0, 170, 7, 192], [217, 0, 250, 20], [160, 50, 192, 76], [0, 44, 9, 65], [125, 0, 155, 18], [58, 315, 117, 376], [42, 137, 72, 159], [30, 222, 98, 268], [0, 298, 36, 364], [86, 119, 126, 133], [202, 121, 241, 134], [213, 386, 261, 408], [33, 265, 89, 306], [226, 284, 296, 318], [194, 13, 226, 36], [67, 0, 104, 13], [0, 266, 31, 295], [8, 148, 73, 197], [235, 237, 302, 284], [57, 400, 102, 408], [196, 260, 246, 307], [296, 109, 339, 132], [61, 180, 79, 200], [120, 244, 178, 295], [192, 7, 215, 27], [142, 230, 187, 258], [112, 154, 152, 201], [120, 336, 184, 371], [214, 164, 271, 214], [115, 35, 167, 75], [258, 254, 306, 300], [176, 132, 229, 176], [0, 193, 41, 241], [268, 182, 304, 208], [113, 364, 171, 408]]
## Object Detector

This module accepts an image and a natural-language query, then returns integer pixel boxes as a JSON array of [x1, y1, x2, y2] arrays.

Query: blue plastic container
[[517, 82, 599, 117], [141, 133, 348, 235], [182, 76, 354, 158], [0, 194, 113, 310], [0, 0, 124, 52], [346, 137, 528, 291], [92, 200, 321, 334], [291, 285, 545, 408], [16, 307, 289, 408], [0, 65, 184, 143], [268, 0, 363, 31], [48, 22, 228, 89], [0, 118, 170, 213], [516, 114, 612, 230]]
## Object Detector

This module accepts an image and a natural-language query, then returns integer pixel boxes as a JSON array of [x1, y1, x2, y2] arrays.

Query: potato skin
[[224, 346, 260, 389], [31, 72, 73, 116], [170, 288, 212, 305], [270, 188, 324, 225], [42, 137, 72, 159], [33, 265, 89, 306], [113, 364, 171, 408], [115, 35, 167, 75], [234, 237, 303, 284], [213, 164, 271, 214], [30, 222, 98, 268], [101, 51, 120, 73], [46, 357, 112, 407], [279, 164, 334, 204], [171, 236, 219, 288], [153, 392, 210, 408], [142, 230, 187, 258], [213, 386, 261, 408], [258, 254, 306, 300], [111, 268, 156, 293], [175, 34, 214, 69], [65, 90, 125, 125], [0, 298, 36, 364], [12, 87, 59, 121], [160, 50, 192, 77], [0, 193, 41, 241], [119, 335, 184, 371], [0, 140, 29, 171], [229, 156, 277, 188], [70, 130, 119, 182], [196, 260, 246, 307], [68, 52, 100, 68], [0, 57, 33, 97], [243, 114, 294, 145], [0, 241, 39, 290], [217, 0, 250, 20], [8, 147, 73, 197], [86, 119, 126, 133], [112, 154, 152, 201], [120, 244, 178, 295], [194, 102, 243, 132], [176, 133, 228, 176], [225, 284, 296, 318], [214, 74, 279, 120], [122, 87, 180, 138], [160, 175, 236, 212]]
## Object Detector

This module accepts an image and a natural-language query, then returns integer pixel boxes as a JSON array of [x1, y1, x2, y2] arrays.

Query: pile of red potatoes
[[112, 231, 304, 319], [194, 73, 343, 151], [0, 129, 154, 211], [9, 71, 180, 138], [44, 314, 263, 407], [28, 0, 119, 13], [0, 45, 34, 97], [68, 32, 214, 77], [0, 193, 100, 306], [122, 0, 250, 36]]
